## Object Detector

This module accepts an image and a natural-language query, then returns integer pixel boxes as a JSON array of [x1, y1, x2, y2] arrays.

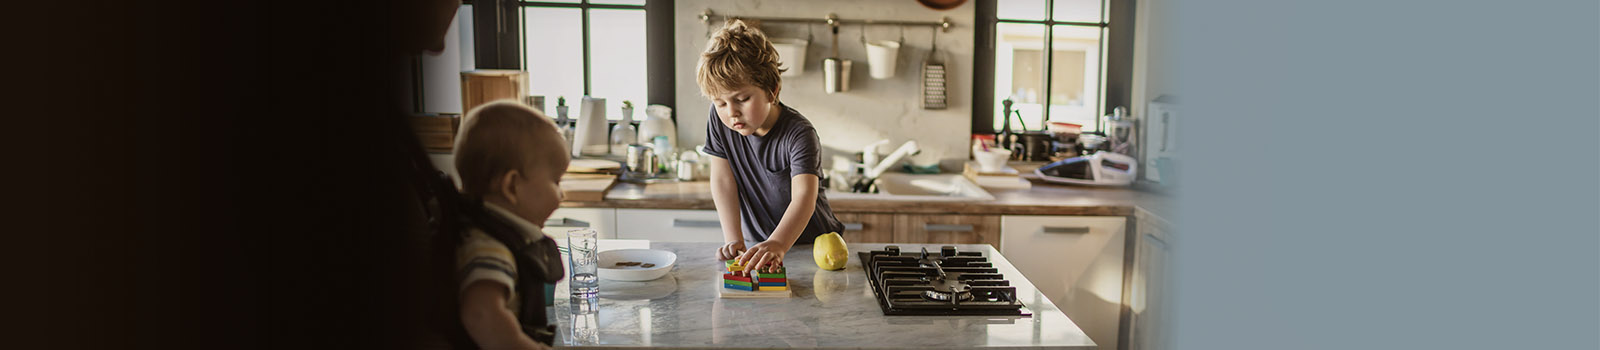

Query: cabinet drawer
[[833, 213, 895, 244], [893, 214, 1001, 248], [999, 215, 1126, 350], [541, 208, 616, 240], [614, 209, 727, 242]]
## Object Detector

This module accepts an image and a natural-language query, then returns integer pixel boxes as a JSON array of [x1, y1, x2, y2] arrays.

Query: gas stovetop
[[860, 245, 1031, 316]]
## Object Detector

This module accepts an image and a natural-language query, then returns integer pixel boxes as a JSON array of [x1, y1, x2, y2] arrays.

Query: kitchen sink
[[826, 173, 995, 202]]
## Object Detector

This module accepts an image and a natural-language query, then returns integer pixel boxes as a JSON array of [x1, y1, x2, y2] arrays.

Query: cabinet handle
[[672, 219, 720, 228], [924, 224, 974, 232], [1042, 226, 1091, 234], [842, 222, 864, 231], [543, 218, 591, 228]]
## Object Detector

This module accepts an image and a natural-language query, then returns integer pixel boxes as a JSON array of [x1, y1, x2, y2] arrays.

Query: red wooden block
[[722, 273, 753, 283]]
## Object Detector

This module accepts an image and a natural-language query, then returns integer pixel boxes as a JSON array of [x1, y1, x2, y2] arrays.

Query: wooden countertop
[[561, 166, 1173, 217]]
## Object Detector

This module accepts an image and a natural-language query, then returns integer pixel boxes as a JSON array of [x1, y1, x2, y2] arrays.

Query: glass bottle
[[610, 101, 638, 156]]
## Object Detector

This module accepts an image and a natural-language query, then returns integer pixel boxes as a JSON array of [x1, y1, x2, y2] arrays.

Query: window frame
[[467, 0, 676, 122], [521, 1, 646, 98], [974, 0, 1133, 135]]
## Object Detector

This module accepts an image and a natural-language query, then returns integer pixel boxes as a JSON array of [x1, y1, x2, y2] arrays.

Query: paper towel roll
[[572, 97, 609, 157]]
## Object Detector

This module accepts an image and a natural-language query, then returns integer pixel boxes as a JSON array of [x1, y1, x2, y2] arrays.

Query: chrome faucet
[[862, 140, 921, 180]]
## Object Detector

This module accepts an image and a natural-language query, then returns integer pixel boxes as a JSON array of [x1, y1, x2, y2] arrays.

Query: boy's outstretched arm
[[739, 173, 819, 273], [460, 281, 551, 350], [709, 156, 747, 260]]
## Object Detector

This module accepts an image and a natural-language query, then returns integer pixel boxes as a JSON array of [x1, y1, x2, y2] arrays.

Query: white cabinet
[[542, 208, 617, 240], [1127, 210, 1172, 350], [614, 209, 728, 242], [1001, 215, 1127, 350]]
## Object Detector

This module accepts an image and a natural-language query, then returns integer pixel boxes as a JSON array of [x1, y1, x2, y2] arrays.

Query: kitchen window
[[523, 1, 648, 121], [977, 0, 1124, 134]]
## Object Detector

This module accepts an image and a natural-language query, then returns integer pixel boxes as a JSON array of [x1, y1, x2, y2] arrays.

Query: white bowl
[[597, 249, 677, 281], [973, 148, 1012, 173]]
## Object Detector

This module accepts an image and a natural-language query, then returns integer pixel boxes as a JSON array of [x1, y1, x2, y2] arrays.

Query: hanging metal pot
[[823, 58, 852, 94], [822, 15, 851, 94]]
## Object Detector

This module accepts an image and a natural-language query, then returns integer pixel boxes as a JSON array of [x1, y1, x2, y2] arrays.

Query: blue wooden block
[[723, 283, 756, 291], [757, 282, 786, 287]]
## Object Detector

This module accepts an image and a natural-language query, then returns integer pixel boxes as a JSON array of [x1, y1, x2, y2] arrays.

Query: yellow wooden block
[[760, 286, 788, 291]]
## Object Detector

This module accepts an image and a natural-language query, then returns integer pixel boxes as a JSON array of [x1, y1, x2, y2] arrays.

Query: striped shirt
[[456, 202, 544, 316]]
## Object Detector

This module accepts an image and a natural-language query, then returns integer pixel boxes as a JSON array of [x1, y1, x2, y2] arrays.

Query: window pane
[[993, 23, 1048, 132], [997, 0, 1046, 21], [1047, 25, 1103, 132], [524, 7, 585, 120], [589, 9, 648, 121], [590, 0, 647, 5], [1052, 0, 1105, 23]]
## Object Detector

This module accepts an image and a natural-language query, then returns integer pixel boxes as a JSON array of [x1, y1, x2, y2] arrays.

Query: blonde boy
[[698, 20, 845, 274], [452, 101, 569, 349]]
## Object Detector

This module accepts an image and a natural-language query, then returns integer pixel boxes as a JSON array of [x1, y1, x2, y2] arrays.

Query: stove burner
[[922, 290, 975, 302], [930, 276, 972, 293], [926, 254, 972, 294]]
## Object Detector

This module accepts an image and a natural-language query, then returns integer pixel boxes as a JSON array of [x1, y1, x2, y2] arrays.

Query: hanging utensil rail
[[696, 9, 953, 32]]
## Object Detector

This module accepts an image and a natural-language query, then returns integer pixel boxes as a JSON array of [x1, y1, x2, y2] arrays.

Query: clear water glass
[[568, 297, 600, 345], [566, 228, 599, 298]]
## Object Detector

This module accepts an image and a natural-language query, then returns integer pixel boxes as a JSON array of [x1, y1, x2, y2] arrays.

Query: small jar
[[676, 159, 699, 181]]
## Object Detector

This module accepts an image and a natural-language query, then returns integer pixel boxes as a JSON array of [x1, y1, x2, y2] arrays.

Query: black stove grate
[[860, 245, 1031, 316]]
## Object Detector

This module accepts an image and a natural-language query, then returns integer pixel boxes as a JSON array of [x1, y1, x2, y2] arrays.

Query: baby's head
[[454, 101, 570, 225], [697, 20, 785, 136]]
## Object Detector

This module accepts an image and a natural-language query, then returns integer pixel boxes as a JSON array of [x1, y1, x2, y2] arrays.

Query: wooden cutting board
[[560, 173, 616, 202], [568, 159, 622, 174]]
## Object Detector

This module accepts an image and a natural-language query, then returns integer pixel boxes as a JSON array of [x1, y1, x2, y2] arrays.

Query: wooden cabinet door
[[893, 214, 1002, 249], [832, 212, 895, 245]]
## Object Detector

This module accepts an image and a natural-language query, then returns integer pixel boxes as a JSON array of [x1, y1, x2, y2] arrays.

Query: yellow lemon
[[813, 232, 848, 271]]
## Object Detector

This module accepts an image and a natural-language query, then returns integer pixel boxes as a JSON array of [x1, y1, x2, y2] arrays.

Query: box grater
[[922, 31, 947, 110], [922, 61, 947, 109]]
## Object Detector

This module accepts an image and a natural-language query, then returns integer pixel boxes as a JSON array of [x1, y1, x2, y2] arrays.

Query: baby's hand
[[717, 241, 747, 261]]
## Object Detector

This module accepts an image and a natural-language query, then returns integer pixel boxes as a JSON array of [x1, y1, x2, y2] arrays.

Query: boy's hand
[[717, 241, 747, 261], [738, 240, 792, 274]]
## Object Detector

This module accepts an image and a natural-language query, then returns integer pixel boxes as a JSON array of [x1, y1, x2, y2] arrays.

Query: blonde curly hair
[[696, 20, 785, 100]]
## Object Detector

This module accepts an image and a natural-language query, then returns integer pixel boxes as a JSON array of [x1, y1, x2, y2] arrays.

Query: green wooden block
[[723, 280, 753, 287]]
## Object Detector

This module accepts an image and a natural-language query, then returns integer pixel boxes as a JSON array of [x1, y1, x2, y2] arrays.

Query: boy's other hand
[[738, 240, 791, 274], [717, 241, 747, 261]]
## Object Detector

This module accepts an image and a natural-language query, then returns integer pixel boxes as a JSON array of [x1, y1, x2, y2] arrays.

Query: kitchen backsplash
[[673, 0, 976, 172]]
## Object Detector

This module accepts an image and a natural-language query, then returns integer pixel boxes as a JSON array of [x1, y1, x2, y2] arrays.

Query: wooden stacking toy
[[722, 260, 787, 291]]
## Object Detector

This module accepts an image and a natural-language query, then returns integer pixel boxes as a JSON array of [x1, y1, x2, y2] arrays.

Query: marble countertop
[[549, 241, 1096, 349]]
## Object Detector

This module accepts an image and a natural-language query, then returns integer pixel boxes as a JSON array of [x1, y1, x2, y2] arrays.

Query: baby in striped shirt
[[452, 101, 571, 349]]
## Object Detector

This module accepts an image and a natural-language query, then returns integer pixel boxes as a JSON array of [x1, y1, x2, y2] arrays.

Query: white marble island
[[550, 242, 1096, 349]]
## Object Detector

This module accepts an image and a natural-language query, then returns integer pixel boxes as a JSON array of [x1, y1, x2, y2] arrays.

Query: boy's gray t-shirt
[[702, 103, 844, 245]]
